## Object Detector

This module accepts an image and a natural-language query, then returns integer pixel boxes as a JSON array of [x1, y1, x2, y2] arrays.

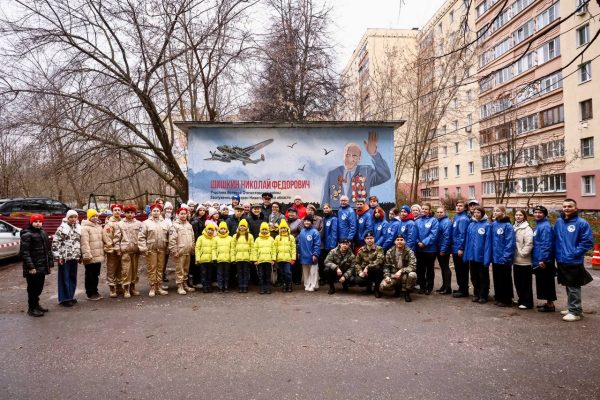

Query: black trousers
[[513, 264, 533, 308], [453, 253, 469, 294], [437, 253, 451, 290], [26, 273, 46, 309], [318, 249, 331, 283], [416, 252, 436, 291], [534, 261, 557, 301], [292, 259, 302, 285], [354, 268, 383, 292], [469, 261, 489, 299], [492, 263, 513, 304], [84, 263, 101, 296], [190, 255, 201, 285]]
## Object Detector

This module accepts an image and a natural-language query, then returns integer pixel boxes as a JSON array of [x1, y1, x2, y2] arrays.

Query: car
[[0, 197, 72, 216], [0, 219, 21, 260]]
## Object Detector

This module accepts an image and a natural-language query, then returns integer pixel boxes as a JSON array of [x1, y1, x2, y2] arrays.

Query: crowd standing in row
[[20, 192, 594, 322]]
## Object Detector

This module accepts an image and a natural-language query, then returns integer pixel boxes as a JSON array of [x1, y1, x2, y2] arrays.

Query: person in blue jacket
[[373, 207, 388, 247], [532, 205, 557, 313], [490, 205, 515, 307], [298, 215, 321, 292], [381, 208, 401, 251], [451, 200, 471, 298], [463, 206, 492, 304], [336, 195, 357, 244], [415, 203, 439, 294], [435, 207, 452, 294], [398, 206, 417, 252], [554, 199, 594, 322], [320, 203, 338, 281], [355, 199, 374, 249]]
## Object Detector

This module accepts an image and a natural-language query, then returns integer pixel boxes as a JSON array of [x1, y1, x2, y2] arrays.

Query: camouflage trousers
[[379, 271, 417, 292]]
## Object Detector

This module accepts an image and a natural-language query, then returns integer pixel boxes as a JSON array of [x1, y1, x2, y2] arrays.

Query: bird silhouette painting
[[298, 164, 305, 171], [287, 142, 297, 148], [323, 148, 334, 155]]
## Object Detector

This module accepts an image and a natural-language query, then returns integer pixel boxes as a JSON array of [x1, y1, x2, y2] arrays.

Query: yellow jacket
[[253, 223, 275, 263], [215, 222, 235, 262], [195, 227, 217, 264], [273, 220, 296, 262]]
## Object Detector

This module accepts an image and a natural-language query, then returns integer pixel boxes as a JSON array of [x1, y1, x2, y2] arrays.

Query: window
[[577, 24, 590, 47], [483, 181, 495, 194], [582, 175, 596, 195], [453, 120, 459, 131], [579, 62, 591, 83], [449, 10, 454, 23], [444, 188, 449, 198], [541, 139, 565, 158], [581, 137, 594, 158], [452, 98, 458, 109], [443, 167, 448, 179], [456, 187, 461, 196], [493, 38, 511, 59], [466, 90, 472, 101], [442, 146, 448, 157], [540, 105, 564, 128], [481, 154, 495, 169], [455, 164, 461, 177], [513, 20, 534, 45], [520, 177, 538, 193], [469, 186, 476, 199], [441, 125, 447, 136], [513, 0, 534, 15], [480, 129, 493, 145], [580, 99, 593, 121], [515, 52, 535, 74], [536, 2, 560, 30], [454, 142, 459, 154], [542, 174, 566, 192], [498, 151, 513, 167], [576, 0, 588, 13], [467, 137, 474, 150], [539, 71, 562, 95], [468, 161, 475, 174], [516, 114, 537, 134], [538, 37, 560, 64], [519, 145, 539, 164], [496, 65, 514, 85]]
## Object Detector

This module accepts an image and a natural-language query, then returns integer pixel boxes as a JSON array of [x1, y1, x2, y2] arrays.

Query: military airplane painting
[[204, 138, 274, 165]]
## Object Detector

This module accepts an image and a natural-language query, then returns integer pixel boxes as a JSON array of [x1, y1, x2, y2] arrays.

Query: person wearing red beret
[[114, 205, 142, 298], [168, 207, 196, 294], [103, 203, 124, 298], [138, 203, 169, 297]]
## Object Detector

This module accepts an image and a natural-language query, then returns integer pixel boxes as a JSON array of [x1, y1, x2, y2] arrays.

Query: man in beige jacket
[[139, 203, 169, 297], [81, 209, 105, 301], [114, 205, 142, 298], [168, 207, 196, 295], [103, 204, 123, 298]]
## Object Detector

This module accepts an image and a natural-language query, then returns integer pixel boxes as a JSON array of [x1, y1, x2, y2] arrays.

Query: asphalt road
[[1, 257, 599, 400]]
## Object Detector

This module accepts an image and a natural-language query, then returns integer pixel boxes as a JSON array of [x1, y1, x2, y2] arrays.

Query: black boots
[[404, 292, 412, 302], [328, 283, 336, 295], [28, 308, 44, 317]]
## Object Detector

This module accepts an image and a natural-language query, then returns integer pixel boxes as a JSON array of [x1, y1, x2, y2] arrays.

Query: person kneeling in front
[[380, 235, 417, 302], [323, 239, 356, 294]]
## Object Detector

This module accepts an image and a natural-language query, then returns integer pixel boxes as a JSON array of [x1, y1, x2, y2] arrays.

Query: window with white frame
[[438, 23, 443, 33], [538, 37, 560, 64], [581, 137, 594, 158], [442, 146, 448, 157], [454, 142, 459, 154], [466, 90, 472, 101], [456, 187, 461, 196], [582, 175, 596, 195], [443, 167, 448, 179], [541, 139, 565, 158], [515, 52, 535, 74], [520, 145, 539, 164], [449, 10, 454, 23], [580, 99, 593, 121], [542, 174, 566, 192], [513, 0, 534, 15], [469, 186, 476, 199], [520, 177, 538, 193], [536, 2, 560, 30], [576, 0, 588, 13], [453, 120, 459, 131], [513, 20, 534, 45], [483, 181, 495, 194], [481, 154, 495, 169], [577, 24, 590, 47], [467, 137, 474, 150], [516, 114, 538, 134], [496, 65, 514, 85], [455, 164, 461, 177], [494, 38, 511, 59], [579, 62, 591, 83], [468, 161, 475, 174], [452, 98, 458, 108], [539, 71, 562, 95]]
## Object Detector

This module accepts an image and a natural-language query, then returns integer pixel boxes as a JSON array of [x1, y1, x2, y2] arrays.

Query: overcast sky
[[331, 0, 447, 69]]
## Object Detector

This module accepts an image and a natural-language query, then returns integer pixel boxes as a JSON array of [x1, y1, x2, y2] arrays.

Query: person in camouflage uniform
[[381, 235, 417, 302], [354, 231, 385, 298], [323, 239, 356, 294]]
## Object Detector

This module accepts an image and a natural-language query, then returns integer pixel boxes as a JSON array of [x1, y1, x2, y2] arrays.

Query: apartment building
[[476, 0, 599, 210]]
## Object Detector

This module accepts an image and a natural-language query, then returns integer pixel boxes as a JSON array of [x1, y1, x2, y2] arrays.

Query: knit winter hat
[[87, 209, 98, 220], [238, 219, 249, 229], [163, 201, 173, 210], [66, 210, 79, 219], [208, 207, 219, 217], [401, 205, 411, 214], [218, 221, 229, 237], [29, 214, 44, 224]]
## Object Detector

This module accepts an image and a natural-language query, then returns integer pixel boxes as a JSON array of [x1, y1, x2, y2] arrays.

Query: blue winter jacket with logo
[[464, 217, 491, 267], [337, 205, 357, 241], [355, 211, 374, 245], [554, 213, 594, 265], [415, 215, 439, 253], [451, 211, 470, 254], [491, 217, 515, 265], [436, 215, 452, 254], [374, 219, 388, 247], [532, 218, 554, 267], [298, 227, 321, 265], [382, 219, 401, 251], [322, 214, 338, 250], [399, 218, 417, 252]]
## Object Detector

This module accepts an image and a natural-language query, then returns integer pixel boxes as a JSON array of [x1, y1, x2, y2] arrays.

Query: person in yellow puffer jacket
[[215, 221, 234, 293], [273, 220, 296, 293], [195, 224, 217, 293], [233, 219, 254, 293], [253, 222, 275, 294]]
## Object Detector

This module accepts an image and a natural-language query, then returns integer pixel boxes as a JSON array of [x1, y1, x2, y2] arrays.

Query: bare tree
[[241, 0, 340, 121]]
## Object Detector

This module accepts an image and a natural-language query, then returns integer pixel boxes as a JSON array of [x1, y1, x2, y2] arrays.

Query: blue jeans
[[566, 286, 582, 315], [237, 261, 250, 288], [58, 259, 78, 303], [217, 262, 230, 289], [257, 262, 272, 290], [278, 261, 292, 285]]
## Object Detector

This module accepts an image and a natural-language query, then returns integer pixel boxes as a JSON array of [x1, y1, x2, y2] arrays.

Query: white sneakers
[[562, 313, 581, 322]]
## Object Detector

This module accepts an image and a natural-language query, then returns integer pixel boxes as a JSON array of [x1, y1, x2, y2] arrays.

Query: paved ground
[[1, 257, 599, 400]]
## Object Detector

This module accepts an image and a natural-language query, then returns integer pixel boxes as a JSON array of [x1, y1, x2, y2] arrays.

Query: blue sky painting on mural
[[188, 125, 395, 208]]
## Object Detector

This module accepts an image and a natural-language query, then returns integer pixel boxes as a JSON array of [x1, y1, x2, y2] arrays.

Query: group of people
[[20, 192, 595, 323]]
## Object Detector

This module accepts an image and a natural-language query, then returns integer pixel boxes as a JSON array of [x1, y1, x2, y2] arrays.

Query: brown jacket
[[114, 218, 142, 254], [138, 217, 169, 254], [103, 215, 121, 254], [80, 219, 105, 264], [168, 219, 195, 257]]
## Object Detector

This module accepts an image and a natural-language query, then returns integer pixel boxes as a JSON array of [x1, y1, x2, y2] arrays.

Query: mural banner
[[187, 124, 397, 208]]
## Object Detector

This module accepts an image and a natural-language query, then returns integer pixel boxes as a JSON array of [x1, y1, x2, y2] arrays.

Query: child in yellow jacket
[[234, 219, 254, 293], [215, 221, 235, 292], [273, 220, 296, 292], [195, 224, 217, 293], [253, 222, 275, 294]]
